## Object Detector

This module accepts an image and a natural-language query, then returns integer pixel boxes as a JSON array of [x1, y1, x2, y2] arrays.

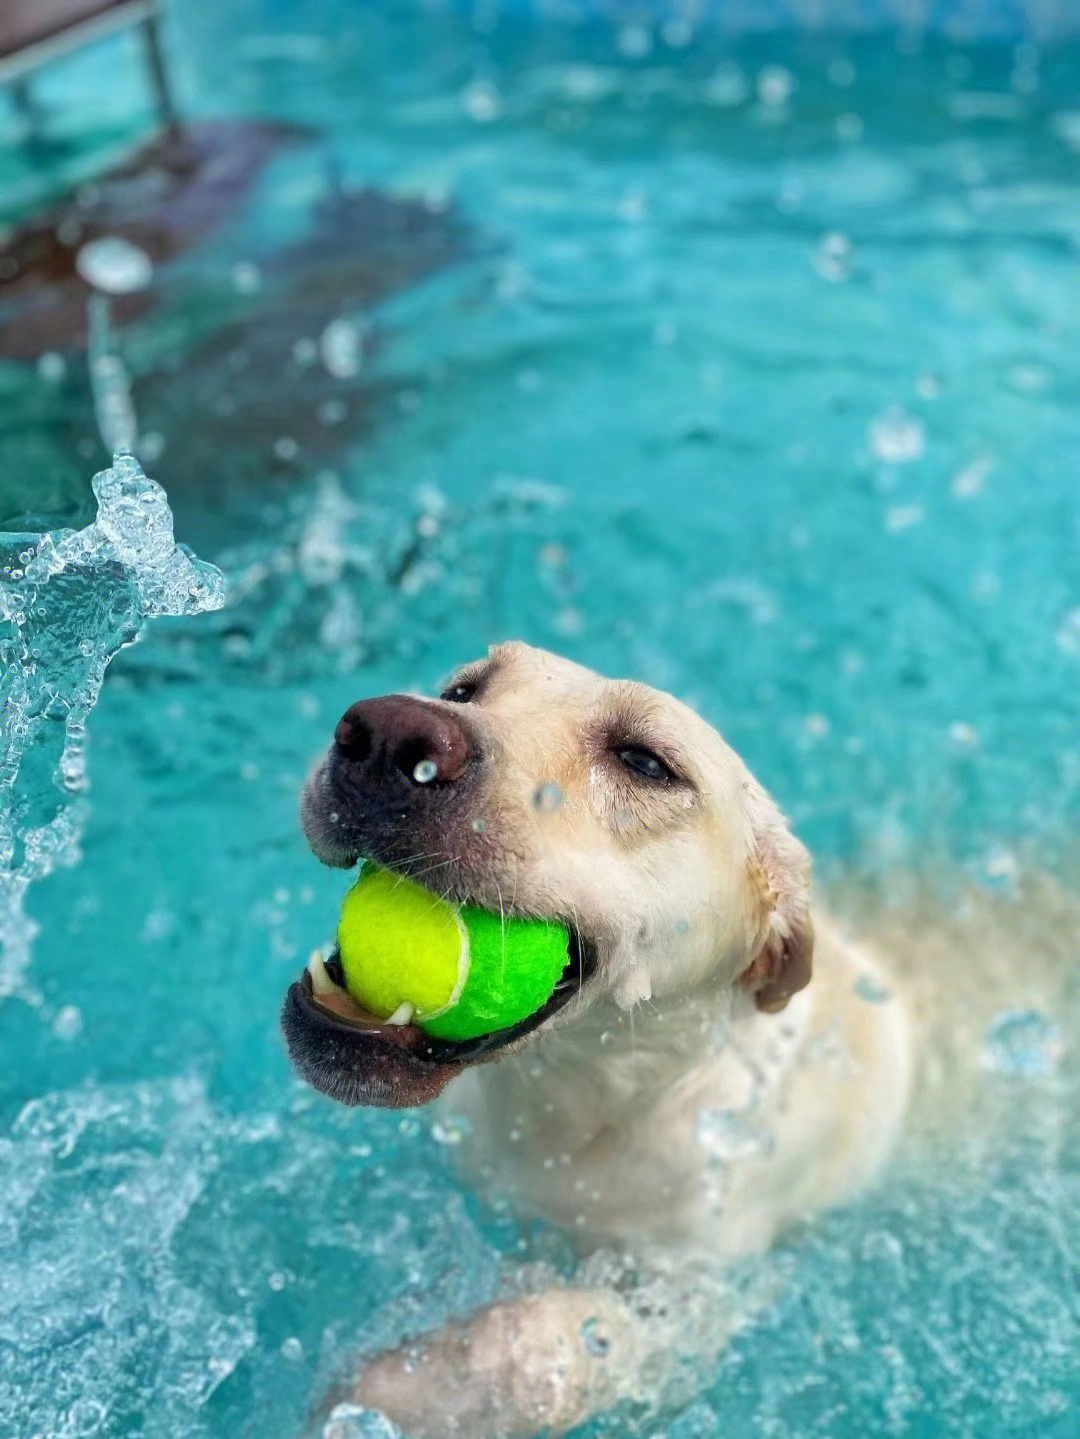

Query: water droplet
[[916, 371, 943, 400], [533, 782, 564, 812], [836, 111, 864, 142], [413, 759, 438, 784], [814, 231, 851, 282], [706, 62, 748, 107], [1052, 110, 1080, 151], [949, 721, 980, 749], [953, 454, 992, 498], [52, 1005, 83, 1040], [758, 65, 795, 107], [432, 1115, 470, 1146], [869, 407, 925, 463], [885, 504, 924, 534], [139, 909, 175, 943], [661, 17, 694, 47], [582, 1316, 612, 1356], [268, 1271, 287, 1291], [1009, 364, 1047, 392], [981, 1010, 1063, 1077], [470, 816, 486, 833], [617, 23, 652, 59], [616, 189, 648, 223], [1055, 608, 1080, 656], [320, 318, 363, 379], [461, 78, 501, 122], [139, 430, 165, 462], [37, 351, 66, 383], [985, 847, 1018, 882], [1012, 41, 1040, 94], [695, 1108, 770, 1162], [75, 235, 153, 294], [231, 260, 261, 293], [971, 571, 1001, 603], [853, 973, 891, 1004], [551, 63, 611, 103]]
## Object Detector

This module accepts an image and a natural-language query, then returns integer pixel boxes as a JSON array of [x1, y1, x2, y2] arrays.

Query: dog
[[282, 640, 922, 1436]]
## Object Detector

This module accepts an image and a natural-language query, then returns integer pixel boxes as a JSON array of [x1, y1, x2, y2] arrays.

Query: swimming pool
[[2, 2, 1080, 1435]]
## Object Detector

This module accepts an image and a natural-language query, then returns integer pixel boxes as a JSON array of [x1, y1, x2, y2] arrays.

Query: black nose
[[333, 695, 472, 784]]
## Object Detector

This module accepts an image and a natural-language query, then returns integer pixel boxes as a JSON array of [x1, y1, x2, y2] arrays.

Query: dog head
[[283, 642, 813, 1106]]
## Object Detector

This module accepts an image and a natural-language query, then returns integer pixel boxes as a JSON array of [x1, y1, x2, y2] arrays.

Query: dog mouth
[[302, 927, 594, 1061], [281, 887, 597, 1107]]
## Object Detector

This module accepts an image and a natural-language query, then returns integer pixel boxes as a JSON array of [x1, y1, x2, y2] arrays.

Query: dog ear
[[738, 787, 814, 1013]]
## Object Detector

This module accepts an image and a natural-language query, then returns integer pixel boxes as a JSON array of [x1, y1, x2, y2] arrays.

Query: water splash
[[322, 1407, 403, 1439], [0, 1075, 256, 1435], [0, 454, 224, 1004], [980, 1009, 1064, 1078]]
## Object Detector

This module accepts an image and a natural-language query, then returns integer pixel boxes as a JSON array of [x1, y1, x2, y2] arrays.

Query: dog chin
[[308, 833, 360, 869], [280, 974, 463, 1108], [299, 766, 359, 869]]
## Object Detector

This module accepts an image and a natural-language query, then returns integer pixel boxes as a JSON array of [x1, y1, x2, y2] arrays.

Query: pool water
[[2, 3, 1080, 1435]]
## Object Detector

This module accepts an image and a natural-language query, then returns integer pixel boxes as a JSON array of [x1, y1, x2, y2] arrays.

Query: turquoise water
[[3, 4, 1080, 1435]]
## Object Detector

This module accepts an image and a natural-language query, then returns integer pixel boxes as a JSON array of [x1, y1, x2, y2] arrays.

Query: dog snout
[[333, 695, 473, 785]]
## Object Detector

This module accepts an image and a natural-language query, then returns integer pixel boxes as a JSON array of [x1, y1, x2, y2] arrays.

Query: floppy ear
[[738, 786, 814, 1013]]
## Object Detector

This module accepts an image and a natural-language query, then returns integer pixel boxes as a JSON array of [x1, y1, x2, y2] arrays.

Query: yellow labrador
[[284, 642, 914, 1436]]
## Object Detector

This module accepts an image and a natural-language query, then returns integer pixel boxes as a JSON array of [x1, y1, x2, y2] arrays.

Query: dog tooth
[[613, 965, 653, 1011], [386, 1002, 415, 1026], [307, 949, 341, 997]]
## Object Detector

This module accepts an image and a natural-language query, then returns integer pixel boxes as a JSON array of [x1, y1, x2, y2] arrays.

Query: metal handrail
[[0, 0, 175, 130]]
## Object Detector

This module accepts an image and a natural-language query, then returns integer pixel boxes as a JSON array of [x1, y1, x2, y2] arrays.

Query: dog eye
[[616, 746, 674, 782], [440, 680, 477, 704]]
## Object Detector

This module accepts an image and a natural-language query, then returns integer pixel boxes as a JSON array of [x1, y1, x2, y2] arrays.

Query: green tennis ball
[[336, 864, 570, 1042]]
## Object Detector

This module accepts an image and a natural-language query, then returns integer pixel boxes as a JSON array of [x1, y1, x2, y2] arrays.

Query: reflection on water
[[0, 118, 312, 359]]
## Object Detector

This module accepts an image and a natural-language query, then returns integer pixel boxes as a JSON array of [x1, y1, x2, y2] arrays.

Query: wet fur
[[298, 643, 1068, 1438]]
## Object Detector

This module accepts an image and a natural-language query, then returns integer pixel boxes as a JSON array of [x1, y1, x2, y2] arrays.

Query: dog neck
[[443, 978, 815, 1255], [455, 977, 812, 1142], [544, 978, 811, 1106]]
